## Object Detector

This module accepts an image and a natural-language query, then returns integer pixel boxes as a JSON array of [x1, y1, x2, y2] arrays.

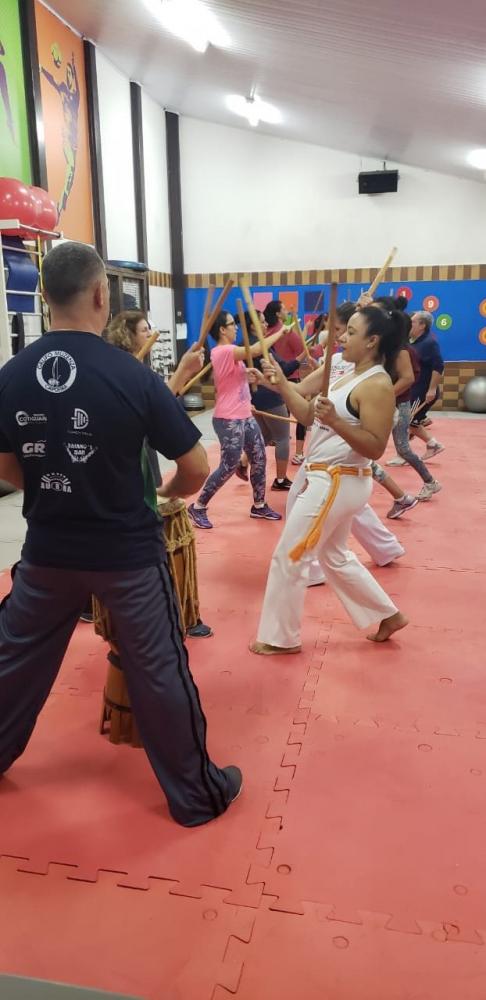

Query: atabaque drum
[[95, 498, 200, 744]]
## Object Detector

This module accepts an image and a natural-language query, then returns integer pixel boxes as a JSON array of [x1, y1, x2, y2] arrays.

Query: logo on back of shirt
[[22, 441, 46, 458], [65, 442, 98, 464], [36, 351, 77, 394], [41, 472, 72, 493], [16, 411, 47, 426], [71, 408, 89, 431]]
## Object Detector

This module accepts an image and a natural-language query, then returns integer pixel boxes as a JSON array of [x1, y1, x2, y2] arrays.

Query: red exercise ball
[[0, 177, 37, 236], [31, 186, 57, 234]]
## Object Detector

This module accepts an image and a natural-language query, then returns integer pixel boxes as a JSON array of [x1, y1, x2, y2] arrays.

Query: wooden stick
[[136, 330, 159, 361], [237, 299, 254, 370], [196, 278, 234, 348], [367, 246, 398, 297], [240, 278, 277, 384], [236, 298, 257, 395], [292, 312, 312, 360], [320, 282, 338, 397], [314, 289, 324, 314], [199, 284, 215, 341], [240, 279, 269, 362], [180, 361, 212, 395], [252, 407, 298, 425]]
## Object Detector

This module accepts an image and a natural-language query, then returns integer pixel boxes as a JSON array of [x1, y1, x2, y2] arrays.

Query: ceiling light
[[467, 148, 486, 170], [226, 95, 282, 128], [144, 0, 230, 53]]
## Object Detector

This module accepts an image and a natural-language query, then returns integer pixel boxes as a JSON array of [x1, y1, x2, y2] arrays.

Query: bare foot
[[367, 611, 408, 643], [249, 641, 302, 656]]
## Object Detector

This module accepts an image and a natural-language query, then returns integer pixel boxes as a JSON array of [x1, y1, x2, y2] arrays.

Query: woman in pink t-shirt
[[188, 311, 286, 530]]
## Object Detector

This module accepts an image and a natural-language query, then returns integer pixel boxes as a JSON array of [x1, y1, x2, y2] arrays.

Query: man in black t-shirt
[[0, 241, 242, 827]]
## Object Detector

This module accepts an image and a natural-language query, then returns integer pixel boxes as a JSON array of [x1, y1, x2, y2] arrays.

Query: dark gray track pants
[[0, 559, 235, 826]]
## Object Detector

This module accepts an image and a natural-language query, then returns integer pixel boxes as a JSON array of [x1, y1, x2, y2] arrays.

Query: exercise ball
[[31, 186, 57, 233], [0, 177, 36, 236], [462, 375, 486, 413]]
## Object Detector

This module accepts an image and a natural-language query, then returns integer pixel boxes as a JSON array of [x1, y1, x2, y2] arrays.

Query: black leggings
[[296, 422, 306, 442]]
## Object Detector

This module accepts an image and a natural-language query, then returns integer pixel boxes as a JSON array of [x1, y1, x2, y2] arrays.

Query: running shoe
[[188, 503, 213, 529], [387, 494, 419, 519], [385, 456, 406, 467], [291, 454, 305, 465], [417, 481, 442, 501], [250, 503, 282, 521], [423, 443, 445, 462]]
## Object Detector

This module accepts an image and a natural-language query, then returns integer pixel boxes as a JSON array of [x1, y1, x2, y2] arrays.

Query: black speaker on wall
[[358, 170, 399, 194]]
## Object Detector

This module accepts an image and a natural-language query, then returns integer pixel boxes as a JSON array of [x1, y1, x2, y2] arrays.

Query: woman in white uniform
[[251, 305, 408, 652], [293, 301, 405, 586]]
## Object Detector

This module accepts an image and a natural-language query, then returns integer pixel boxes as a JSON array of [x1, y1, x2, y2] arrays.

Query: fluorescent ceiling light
[[144, 0, 230, 53], [467, 148, 486, 169], [226, 94, 282, 128]]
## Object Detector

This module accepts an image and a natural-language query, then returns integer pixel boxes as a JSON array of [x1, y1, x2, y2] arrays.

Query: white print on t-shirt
[[71, 408, 89, 431], [16, 411, 47, 426], [41, 473, 72, 493], [64, 442, 98, 464], [36, 351, 77, 394], [22, 441, 46, 458]]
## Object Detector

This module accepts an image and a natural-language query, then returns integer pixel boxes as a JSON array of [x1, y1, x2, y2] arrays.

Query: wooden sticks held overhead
[[367, 246, 397, 297], [196, 278, 234, 348], [240, 278, 277, 383]]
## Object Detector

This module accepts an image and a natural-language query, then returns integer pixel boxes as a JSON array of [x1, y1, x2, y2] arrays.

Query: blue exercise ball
[[463, 375, 486, 413]]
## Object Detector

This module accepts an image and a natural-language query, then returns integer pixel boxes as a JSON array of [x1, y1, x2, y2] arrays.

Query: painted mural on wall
[[35, 0, 94, 244], [185, 280, 486, 363], [0, 0, 32, 182]]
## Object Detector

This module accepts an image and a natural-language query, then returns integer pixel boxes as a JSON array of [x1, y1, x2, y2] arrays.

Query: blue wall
[[185, 280, 486, 362]]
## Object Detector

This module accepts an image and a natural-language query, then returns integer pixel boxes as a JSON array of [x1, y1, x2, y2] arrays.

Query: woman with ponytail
[[251, 305, 408, 653]]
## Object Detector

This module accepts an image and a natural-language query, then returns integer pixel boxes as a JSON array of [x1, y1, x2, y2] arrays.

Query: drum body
[[95, 498, 200, 744]]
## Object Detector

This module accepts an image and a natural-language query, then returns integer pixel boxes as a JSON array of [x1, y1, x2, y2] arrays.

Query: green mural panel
[[0, 0, 32, 182]]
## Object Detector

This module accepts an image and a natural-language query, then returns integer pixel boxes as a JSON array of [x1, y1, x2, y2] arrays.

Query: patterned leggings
[[198, 417, 267, 507]]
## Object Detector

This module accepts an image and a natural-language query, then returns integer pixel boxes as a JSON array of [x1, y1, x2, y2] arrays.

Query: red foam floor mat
[[1, 418, 485, 998]]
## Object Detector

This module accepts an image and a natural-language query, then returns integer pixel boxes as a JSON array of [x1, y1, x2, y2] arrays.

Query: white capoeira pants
[[287, 465, 404, 585], [257, 470, 399, 647]]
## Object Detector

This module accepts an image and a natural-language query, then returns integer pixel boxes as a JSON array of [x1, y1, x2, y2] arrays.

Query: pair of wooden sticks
[[181, 245, 398, 398]]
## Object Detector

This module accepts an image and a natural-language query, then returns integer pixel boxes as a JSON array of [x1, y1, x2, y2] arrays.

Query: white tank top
[[307, 364, 386, 468]]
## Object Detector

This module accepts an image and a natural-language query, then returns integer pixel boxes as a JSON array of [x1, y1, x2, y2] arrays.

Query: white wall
[[96, 52, 138, 263], [142, 93, 171, 273], [180, 118, 486, 273], [148, 286, 173, 334]]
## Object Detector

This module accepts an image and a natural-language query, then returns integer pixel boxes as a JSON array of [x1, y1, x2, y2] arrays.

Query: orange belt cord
[[289, 462, 372, 562]]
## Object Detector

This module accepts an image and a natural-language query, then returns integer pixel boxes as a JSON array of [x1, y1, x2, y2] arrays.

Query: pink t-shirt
[[211, 344, 251, 419]]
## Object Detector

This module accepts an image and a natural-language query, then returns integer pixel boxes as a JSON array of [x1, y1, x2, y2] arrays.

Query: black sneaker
[[79, 611, 94, 623], [223, 764, 243, 804], [186, 619, 213, 638], [271, 477, 292, 491]]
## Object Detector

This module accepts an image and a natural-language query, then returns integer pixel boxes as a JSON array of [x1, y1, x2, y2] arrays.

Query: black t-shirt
[[0, 331, 201, 570]]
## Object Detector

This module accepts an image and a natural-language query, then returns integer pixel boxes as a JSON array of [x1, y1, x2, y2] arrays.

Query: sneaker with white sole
[[385, 456, 406, 467], [423, 443, 445, 462], [188, 503, 213, 529], [291, 454, 305, 465], [250, 503, 282, 521], [387, 494, 419, 519], [417, 480, 442, 501]]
